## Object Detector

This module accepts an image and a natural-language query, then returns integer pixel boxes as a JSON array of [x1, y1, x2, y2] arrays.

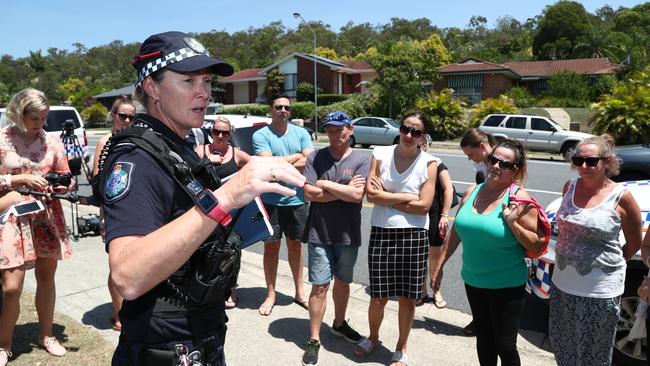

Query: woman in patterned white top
[[549, 134, 642, 366], [0, 88, 72, 365], [354, 112, 438, 366]]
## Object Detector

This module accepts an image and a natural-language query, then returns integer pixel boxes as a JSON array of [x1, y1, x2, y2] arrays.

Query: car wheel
[[393, 136, 400, 145], [561, 142, 578, 161], [613, 296, 647, 366], [349, 136, 356, 148]]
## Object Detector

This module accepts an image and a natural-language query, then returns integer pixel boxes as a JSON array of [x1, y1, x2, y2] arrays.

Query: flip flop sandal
[[433, 292, 447, 309], [293, 298, 309, 310], [390, 350, 409, 365], [354, 338, 381, 357]]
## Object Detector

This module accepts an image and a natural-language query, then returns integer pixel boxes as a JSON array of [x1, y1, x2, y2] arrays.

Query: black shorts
[[264, 203, 309, 242]]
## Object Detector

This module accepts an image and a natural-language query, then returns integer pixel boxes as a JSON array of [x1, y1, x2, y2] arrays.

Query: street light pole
[[293, 12, 318, 137]]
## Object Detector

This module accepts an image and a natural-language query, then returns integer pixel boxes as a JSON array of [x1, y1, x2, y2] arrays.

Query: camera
[[45, 172, 73, 187], [60, 119, 76, 138]]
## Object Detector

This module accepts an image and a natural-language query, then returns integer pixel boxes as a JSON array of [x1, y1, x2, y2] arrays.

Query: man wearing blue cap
[[300, 111, 370, 365]]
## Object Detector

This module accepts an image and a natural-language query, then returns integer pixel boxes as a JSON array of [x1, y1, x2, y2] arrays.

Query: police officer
[[98, 31, 305, 366]]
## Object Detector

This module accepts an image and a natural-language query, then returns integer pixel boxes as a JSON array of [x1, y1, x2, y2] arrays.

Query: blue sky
[[0, 0, 643, 58]]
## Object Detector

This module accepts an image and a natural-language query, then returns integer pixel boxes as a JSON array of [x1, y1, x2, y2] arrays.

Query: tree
[[547, 70, 592, 102], [264, 69, 284, 103], [532, 1, 594, 60], [365, 34, 450, 118], [590, 66, 650, 145]]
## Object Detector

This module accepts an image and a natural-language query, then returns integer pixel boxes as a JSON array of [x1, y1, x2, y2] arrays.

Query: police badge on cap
[[132, 31, 234, 85]]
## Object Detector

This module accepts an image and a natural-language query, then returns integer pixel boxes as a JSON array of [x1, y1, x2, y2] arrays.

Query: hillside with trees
[[0, 0, 648, 139]]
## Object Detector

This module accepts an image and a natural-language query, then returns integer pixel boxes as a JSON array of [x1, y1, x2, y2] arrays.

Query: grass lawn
[[6, 291, 114, 365]]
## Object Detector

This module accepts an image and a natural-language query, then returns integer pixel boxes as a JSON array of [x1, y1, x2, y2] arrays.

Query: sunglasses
[[487, 154, 517, 171], [399, 125, 423, 138], [273, 104, 291, 112], [117, 113, 135, 121], [211, 129, 230, 137], [571, 156, 605, 167]]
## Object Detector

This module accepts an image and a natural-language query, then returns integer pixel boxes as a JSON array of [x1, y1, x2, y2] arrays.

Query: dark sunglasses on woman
[[117, 113, 135, 121], [211, 129, 230, 137], [273, 104, 291, 112], [571, 156, 605, 167], [487, 154, 517, 171], [399, 125, 423, 138]]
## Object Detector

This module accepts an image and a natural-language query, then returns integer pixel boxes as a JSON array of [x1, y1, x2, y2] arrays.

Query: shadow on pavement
[[81, 302, 114, 331]]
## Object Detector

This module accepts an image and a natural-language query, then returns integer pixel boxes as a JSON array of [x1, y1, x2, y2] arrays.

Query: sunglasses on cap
[[571, 156, 605, 167], [273, 104, 291, 112], [117, 113, 135, 121], [399, 125, 423, 138], [487, 154, 518, 171], [211, 129, 230, 137]]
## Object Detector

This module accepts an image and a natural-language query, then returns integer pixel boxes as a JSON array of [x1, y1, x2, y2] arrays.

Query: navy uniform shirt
[[100, 114, 224, 344]]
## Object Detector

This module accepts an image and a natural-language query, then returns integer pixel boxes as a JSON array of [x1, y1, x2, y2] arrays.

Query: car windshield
[[386, 119, 400, 128], [44, 110, 81, 132], [547, 119, 565, 131]]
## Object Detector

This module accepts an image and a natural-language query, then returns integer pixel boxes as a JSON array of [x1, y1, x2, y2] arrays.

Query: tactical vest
[[93, 123, 241, 337]]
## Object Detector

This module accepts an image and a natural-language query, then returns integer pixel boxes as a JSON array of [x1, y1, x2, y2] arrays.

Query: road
[[85, 134, 575, 315]]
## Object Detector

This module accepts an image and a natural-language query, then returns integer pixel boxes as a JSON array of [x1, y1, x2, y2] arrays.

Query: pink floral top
[[0, 126, 72, 269]]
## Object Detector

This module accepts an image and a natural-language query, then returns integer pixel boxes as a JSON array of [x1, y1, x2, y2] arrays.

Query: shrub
[[415, 88, 467, 140], [590, 66, 650, 145], [505, 86, 535, 108], [468, 95, 518, 127], [296, 82, 314, 102], [290, 102, 315, 120], [222, 104, 270, 116], [317, 94, 348, 106], [81, 103, 109, 127], [546, 70, 592, 105]]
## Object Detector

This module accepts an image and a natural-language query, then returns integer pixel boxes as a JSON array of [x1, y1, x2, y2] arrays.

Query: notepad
[[230, 196, 273, 248]]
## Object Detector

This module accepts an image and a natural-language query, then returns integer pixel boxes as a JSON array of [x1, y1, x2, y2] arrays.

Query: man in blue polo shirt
[[252, 93, 313, 316]]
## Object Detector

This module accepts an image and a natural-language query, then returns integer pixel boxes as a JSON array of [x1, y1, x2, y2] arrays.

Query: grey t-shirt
[[302, 148, 371, 246]]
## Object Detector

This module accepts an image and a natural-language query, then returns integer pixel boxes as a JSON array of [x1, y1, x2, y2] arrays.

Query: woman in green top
[[430, 139, 545, 366]]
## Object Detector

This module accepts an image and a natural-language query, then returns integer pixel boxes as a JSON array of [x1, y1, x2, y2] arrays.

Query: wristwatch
[[196, 189, 232, 226]]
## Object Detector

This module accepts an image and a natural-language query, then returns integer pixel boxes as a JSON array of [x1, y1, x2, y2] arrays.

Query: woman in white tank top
[[549, 134, 642, 366]]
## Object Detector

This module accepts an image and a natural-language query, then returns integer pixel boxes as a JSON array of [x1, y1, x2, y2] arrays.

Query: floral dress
[[0, 126, 72, 269]]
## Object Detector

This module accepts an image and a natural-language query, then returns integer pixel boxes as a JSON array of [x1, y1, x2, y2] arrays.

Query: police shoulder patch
[[104, 162, 134, 202]]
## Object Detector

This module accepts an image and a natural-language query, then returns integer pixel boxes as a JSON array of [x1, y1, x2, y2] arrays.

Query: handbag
[[450, 185, 459, 208], [508, 184, 551, 259]]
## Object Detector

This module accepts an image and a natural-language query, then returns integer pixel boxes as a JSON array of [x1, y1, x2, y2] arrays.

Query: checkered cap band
[[136, 47, 206, 85]]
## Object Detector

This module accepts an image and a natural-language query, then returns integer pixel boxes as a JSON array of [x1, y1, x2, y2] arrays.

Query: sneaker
[[463, 320, 476, 337], [331, 320, 363, 343], [39, 336, 66, 357], [302, 339, 320, 366]]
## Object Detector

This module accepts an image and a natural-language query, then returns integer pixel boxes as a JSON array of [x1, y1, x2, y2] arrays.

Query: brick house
[[435, 58, 620, 105], [221, 52, 377, 104]]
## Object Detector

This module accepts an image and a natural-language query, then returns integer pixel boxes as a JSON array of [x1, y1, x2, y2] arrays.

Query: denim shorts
[[264, 203, 309, 242], [308, 243, 359, 285]]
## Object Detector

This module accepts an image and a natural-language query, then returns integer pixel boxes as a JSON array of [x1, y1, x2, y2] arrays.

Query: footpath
[[20, 203, 556, 365]]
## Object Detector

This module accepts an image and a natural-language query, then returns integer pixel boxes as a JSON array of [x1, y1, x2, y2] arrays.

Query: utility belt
[[138, 336, 222, 366]]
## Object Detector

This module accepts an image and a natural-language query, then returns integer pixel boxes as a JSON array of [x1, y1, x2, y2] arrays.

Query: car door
[[503, 116, 529, 148], [526, 117, 557, 151], [352, 118, 373, 144], [371, 118, 393, 145]]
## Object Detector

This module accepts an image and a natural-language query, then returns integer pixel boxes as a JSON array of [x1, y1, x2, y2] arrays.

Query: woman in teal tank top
[[430, 139, 546, 366]]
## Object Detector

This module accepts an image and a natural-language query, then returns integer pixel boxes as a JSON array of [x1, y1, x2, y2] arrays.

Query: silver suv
[[478, 114, 593, 160]]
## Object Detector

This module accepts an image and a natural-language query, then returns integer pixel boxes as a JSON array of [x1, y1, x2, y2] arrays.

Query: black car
[[614, 144, 650, 182]]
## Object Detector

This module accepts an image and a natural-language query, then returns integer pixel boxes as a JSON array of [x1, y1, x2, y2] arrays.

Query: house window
[[534, 79, 549, 95], [284, 73, 298, 97], [448, 75, 483, 105]]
